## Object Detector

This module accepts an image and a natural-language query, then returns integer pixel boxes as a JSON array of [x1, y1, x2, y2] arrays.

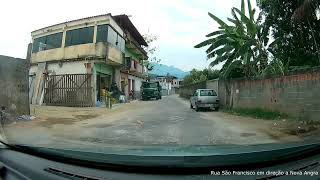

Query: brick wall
[[219, 71, 320, 121]]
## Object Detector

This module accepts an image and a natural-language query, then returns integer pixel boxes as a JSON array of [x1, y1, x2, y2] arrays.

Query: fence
[[44, 74, 93, 107]]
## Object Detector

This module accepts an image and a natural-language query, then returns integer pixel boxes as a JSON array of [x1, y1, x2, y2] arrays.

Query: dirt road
[[3, 95, 300, 149]]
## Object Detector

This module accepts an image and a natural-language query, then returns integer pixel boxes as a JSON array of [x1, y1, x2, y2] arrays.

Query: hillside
[[149, 63, 189, 79]]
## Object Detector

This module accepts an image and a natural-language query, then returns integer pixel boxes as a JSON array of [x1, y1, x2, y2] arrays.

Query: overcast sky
[[0, 0, 258, 71]]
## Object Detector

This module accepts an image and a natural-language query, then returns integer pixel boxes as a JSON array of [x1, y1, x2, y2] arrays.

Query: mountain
[[149, 63, 189, 79]]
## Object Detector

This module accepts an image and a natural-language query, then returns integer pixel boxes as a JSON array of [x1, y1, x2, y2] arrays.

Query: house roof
[[155, 75, 178, 79], [31, 14, 113, 33], [113, 15, 148, 47]]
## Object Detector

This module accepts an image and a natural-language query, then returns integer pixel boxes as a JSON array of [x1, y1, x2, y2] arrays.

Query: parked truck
[[141, 82, 162, 100]]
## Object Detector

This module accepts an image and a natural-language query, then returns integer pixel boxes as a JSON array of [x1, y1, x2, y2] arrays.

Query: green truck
[[141, 82, 162, 100]]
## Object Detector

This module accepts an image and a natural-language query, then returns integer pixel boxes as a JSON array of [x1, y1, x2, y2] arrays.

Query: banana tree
[[195, 0, 272, 78]]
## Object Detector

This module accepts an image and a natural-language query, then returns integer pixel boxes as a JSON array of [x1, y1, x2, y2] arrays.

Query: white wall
[[30, 61, 89, 75], [48, 61, 88, 75], [128, 75, 145, 92], [29, 65, 38, 75]]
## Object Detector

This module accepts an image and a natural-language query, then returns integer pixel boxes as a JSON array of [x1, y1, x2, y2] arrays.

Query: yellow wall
[[30, 15, 123, 65]]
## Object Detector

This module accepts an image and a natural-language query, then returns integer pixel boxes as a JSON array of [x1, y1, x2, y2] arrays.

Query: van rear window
[[200, 90, 217, 96]]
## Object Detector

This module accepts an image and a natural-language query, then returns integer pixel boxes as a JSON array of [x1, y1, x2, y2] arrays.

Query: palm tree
[[195, 0, 272, 78]]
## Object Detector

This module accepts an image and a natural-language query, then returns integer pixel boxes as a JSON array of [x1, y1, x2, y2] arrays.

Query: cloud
[[0, 0, 254, 71]]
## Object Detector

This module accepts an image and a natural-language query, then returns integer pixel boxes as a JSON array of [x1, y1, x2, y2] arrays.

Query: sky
[[0, 0, 256, 72]]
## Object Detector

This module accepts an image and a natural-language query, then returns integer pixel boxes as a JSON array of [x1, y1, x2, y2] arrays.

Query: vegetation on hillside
[[182, 68, 220, 85]]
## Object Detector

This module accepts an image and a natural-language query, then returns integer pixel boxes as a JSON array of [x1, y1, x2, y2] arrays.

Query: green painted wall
[[94, 63, 114, 76], [125, 47, 141, 62], [93, 63, 114, 104]]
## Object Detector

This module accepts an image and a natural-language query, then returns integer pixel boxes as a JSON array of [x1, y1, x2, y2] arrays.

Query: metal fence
[[44, 74, 93, 107]]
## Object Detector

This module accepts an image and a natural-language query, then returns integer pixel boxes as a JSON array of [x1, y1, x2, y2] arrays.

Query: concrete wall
[[178, 81, 207, 99], [219, 71, 320, 121], [31, 43, 123, 65], [206, 79, 219, 93], [178, 79, 219, 99], [0, 55, 29, 115], [30, 61, 89, 75]]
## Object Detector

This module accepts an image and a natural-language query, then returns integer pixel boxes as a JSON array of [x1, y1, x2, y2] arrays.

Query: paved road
[[82, 95, 281, 146], [5, 95, 298, 148]]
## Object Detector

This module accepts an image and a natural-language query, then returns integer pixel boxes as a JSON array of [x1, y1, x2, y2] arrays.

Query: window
[[200, 90, 217, 96], [117, 35, 125, 52], [107, 26, 117, 47], [97, 25, 125, 52], [65, 26, 94, 46], [32, 32, 62, 53], [97, 25, 108, 43]]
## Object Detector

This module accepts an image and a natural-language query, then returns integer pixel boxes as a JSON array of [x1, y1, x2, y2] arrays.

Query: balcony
[[31, 42, 123, 65], [121, 58, 146, 79], [130, 60, 143, 73]]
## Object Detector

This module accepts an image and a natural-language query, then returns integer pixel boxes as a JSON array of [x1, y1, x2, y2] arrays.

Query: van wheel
[[195, 105, 199, 112], [190, 103, 193, 109]]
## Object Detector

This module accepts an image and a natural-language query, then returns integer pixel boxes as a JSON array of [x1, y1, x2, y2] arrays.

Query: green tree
[[292, 0, 320, 22], [183, 68, 220, 85], [259, 0, 320, 67], [142, 33, 161, 71], [195, 0, 272, 78]]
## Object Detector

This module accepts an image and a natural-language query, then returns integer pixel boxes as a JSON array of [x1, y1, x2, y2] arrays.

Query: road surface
[[3, 95, 299, 149]]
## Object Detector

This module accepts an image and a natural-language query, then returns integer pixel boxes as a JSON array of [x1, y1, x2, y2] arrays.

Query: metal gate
[[44, 74, 93, 107]]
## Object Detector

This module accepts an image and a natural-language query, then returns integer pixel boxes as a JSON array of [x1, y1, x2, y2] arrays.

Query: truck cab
[[141, 82, 162, 100]]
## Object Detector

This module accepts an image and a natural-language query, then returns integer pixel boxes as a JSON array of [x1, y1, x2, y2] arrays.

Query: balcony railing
[[31, 42, 123, 65]]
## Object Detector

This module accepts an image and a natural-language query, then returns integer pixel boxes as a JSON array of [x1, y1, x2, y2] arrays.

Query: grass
[[223, 107, 289, 120]]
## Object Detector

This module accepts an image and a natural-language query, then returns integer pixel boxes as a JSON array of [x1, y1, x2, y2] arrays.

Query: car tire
[[190, 103, 193, 109], [195, 105, 199, 112], [215, 107, 220, 111]]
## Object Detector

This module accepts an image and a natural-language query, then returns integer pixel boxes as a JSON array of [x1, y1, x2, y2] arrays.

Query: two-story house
[[113, 15, 148, 100], [151, 75, 178, 96], [29, 14, 133, 107]]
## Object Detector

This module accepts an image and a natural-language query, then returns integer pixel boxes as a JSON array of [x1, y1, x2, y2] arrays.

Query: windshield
[[1, 0, 320, 171], [142, 83, 158, 88]]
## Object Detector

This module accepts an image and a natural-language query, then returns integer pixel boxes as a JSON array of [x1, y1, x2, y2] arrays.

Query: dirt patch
[[37, 117, 80, 128], [84, 123, 113, 128], [270, 119, 320, 139], [78, 137, 104, 143], [73, 114, 99, 120], [240, 133, 256, 137], [263, 130, 284, 140]]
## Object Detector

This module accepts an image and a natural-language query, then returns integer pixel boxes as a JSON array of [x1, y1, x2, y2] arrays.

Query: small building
[[151, 75, 178, 96], [29, 14, 147, 107], [172, 79, 183, 88], [113, 15, 148, 100]]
